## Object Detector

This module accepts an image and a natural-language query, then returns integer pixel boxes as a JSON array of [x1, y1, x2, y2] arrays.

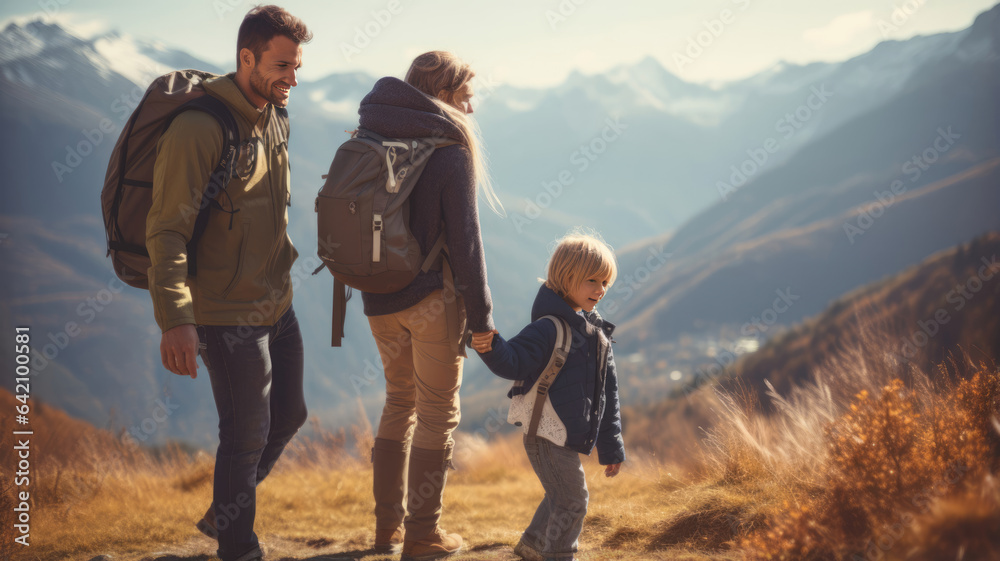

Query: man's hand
[[161, 324, 199, 378], [604, 463, 622, 477], [471, 330, 498, 354]]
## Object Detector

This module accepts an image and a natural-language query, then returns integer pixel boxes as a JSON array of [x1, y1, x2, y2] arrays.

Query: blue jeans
[[197, 306, 307, 561], [521, 435, 589, 559]]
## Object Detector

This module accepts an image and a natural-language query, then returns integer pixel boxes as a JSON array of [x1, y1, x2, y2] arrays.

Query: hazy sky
[[2, 0, 997, 87]]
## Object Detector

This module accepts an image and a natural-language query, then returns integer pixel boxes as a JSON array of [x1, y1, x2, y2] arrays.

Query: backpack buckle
[[372, 214, 383, 262]]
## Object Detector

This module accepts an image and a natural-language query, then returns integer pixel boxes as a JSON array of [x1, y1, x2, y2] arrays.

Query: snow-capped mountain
[[2, 4, 998, 446]]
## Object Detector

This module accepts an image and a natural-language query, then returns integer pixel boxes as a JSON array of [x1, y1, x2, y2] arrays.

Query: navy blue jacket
[[478, 284, 625, 465]]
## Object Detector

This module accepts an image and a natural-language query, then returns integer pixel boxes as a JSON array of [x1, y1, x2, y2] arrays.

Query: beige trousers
[[368, 290, 465, 450]]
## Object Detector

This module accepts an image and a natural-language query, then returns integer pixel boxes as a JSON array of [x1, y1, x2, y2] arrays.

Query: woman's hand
[[471, 330, 498, 353], [604, 463, 622, 477]]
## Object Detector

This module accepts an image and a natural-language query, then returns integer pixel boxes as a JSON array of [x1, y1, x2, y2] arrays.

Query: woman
[[359, 51, 502, 560]]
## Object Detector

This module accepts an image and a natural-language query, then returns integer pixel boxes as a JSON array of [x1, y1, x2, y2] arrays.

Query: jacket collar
[[530, 284, 616, 338], [204, 73, 270, 128]]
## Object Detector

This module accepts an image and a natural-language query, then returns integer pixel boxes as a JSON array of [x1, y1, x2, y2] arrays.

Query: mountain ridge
[[2, 5, 998, 445]]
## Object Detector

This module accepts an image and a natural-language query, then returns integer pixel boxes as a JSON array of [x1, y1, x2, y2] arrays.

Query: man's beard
[[250, 68, 286, 107]]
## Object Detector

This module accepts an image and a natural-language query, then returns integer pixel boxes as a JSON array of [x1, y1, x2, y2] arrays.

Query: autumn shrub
[[744, 364, 999, 560]]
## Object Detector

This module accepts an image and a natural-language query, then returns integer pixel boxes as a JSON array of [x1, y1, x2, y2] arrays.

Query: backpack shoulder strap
[[165, 94, 241, 277], [420, 232, 447, 273], [527, 315, 572, 437], [331, 278, 350, 347], [274, 106, 290, 141]]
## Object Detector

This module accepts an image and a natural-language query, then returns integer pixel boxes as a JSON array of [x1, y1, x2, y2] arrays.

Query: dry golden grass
[[8, 427, 739, 561], [3, 333, 998, 561], [735, 355, 1000, 560]]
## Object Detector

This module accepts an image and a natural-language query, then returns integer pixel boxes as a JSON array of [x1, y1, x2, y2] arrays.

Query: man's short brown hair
[[236, 5, 312, 68]]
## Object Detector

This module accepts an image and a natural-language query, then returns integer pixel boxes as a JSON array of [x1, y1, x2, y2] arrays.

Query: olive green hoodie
[[146, 74, 297, 332]]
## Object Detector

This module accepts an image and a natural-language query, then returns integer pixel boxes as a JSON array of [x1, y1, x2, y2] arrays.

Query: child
[[472, 232, 625, 561]]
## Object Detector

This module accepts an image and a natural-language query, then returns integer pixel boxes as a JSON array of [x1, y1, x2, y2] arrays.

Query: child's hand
[[604, 463, 622, 477], [471, 330, 498, 353]]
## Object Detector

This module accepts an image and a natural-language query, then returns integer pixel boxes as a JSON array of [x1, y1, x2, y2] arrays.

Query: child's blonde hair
[[544, 230, 618, 299]]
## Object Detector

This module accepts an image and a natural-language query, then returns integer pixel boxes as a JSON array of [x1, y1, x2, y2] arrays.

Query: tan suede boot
[[401, 445, 462, 561], [372, 437, 409, 554]]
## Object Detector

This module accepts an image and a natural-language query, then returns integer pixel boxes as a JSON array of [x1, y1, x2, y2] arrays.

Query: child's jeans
[[521, 434, 589, 559]]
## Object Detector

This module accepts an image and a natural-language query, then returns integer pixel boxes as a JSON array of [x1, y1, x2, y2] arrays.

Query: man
[[145, 6, 311, 561]]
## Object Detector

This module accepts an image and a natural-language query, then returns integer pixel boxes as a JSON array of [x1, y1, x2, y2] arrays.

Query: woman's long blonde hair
[[405, 51, 504, 216]]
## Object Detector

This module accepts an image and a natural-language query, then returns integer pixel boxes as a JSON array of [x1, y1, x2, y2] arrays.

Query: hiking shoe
[[513, 539, 545, 561], [401, 527, 463, 561], [196, 505, 218, 539], [374, 526, 403, 554]]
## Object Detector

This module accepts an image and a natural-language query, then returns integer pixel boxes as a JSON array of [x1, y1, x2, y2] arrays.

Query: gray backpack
[[315, 128, 457, 346]]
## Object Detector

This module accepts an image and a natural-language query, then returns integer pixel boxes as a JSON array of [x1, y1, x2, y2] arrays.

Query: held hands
[[160, 324, 199, 379], [604, 463, 622, 477], [471, 329, 498, 354]]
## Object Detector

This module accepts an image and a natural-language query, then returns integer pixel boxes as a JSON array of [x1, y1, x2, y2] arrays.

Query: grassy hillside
[[2, 345, 997, 560], [727, 231, 1000, 402]]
